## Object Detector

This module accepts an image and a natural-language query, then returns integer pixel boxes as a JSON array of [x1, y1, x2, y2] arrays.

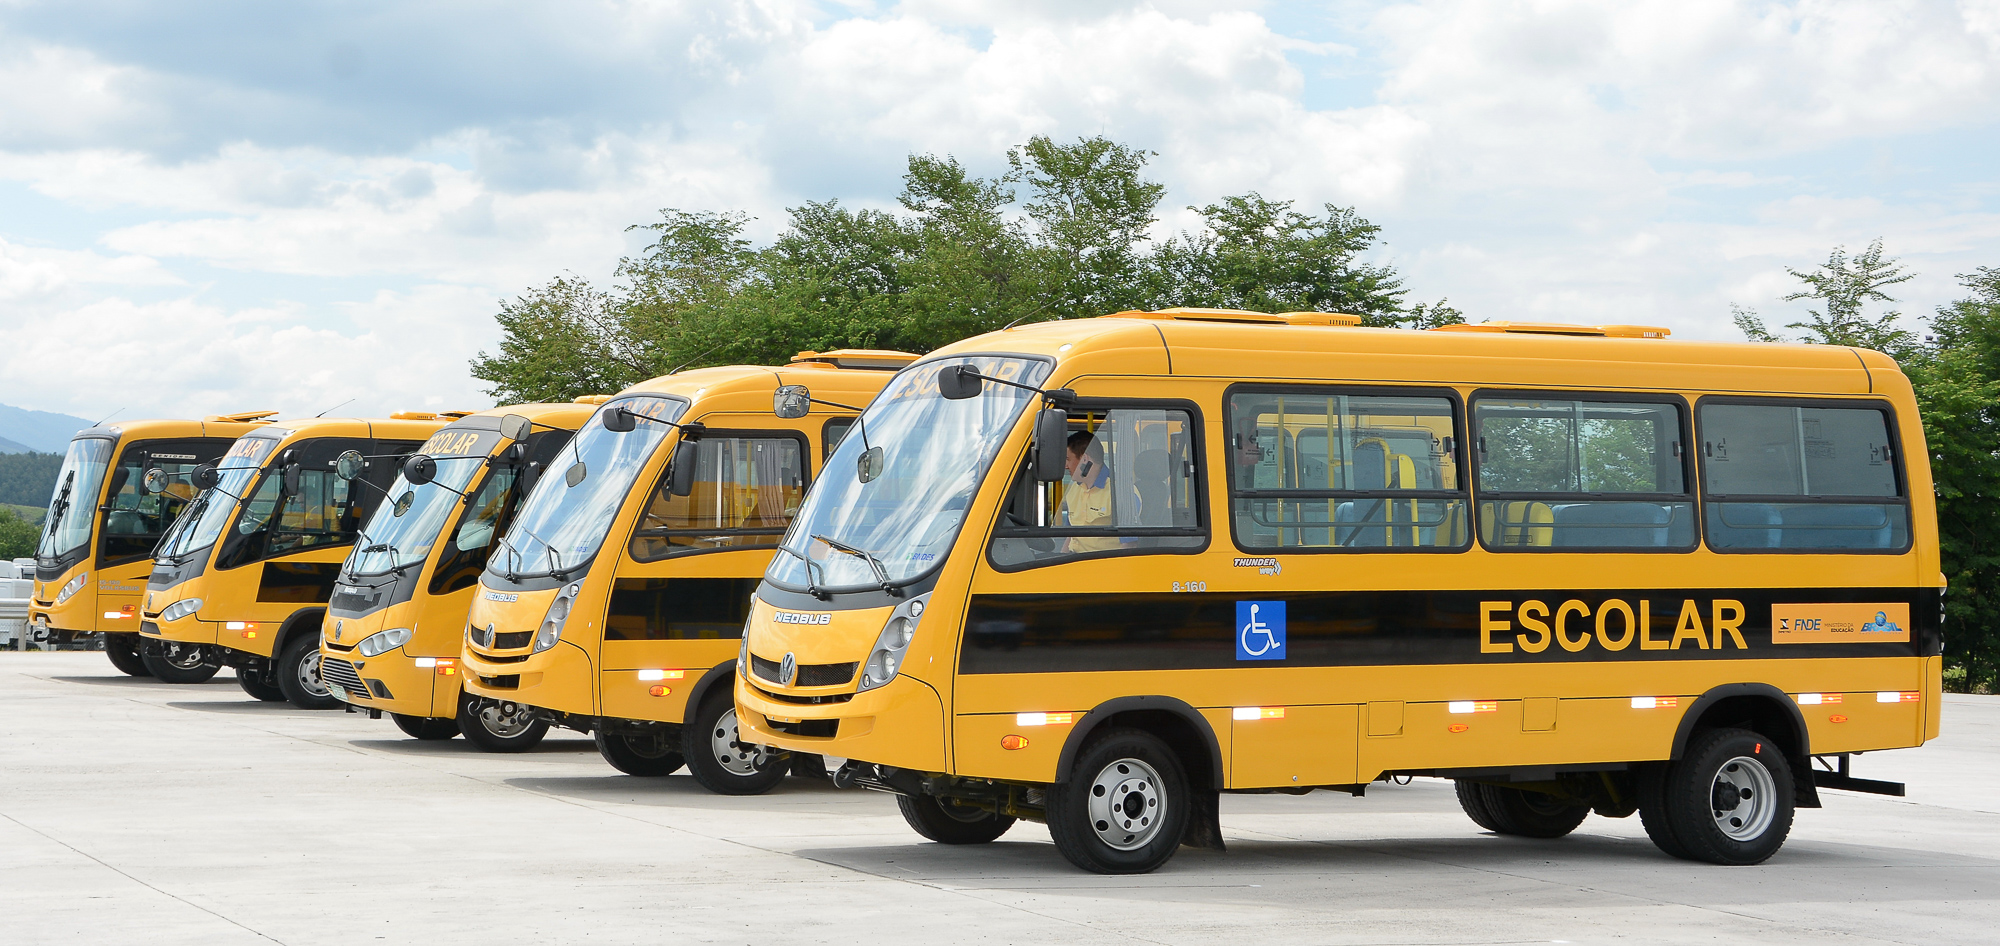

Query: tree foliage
[[470, 136, 1457, 400], [1734, 246, 2000, 691], [0, 506, 37, 560]]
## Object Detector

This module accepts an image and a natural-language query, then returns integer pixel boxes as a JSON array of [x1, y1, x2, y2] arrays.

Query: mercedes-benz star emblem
[[779, 652, 797, 687]]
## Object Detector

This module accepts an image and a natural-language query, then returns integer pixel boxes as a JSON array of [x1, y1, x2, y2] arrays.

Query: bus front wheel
[[276, 636, 341, 710], [681, 693, 787, 795], [898, 793, 1015, 844], [104, 633, 150, 677], [140, 642, 218, 684], [1045, 728, 1190, 874], [457, 696, 548, 752], [393, 714, 462, 741], [1642, 727, 1795, 865], [1454, 780, 1589, 838], [594, 729, 685, 776], [236, 664, 287, 702]]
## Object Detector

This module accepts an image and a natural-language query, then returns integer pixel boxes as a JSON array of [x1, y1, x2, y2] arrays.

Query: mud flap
[[1179, 787, 1225, 851]]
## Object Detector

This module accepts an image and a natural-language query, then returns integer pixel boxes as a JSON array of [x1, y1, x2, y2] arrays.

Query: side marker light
[[1447, 701, 1497, 714], [649, 685, 671, 697], [1877, 691, 1920, 703], [1015, 712, 1075, 727], [1630, 696, 1679, 709], [1829, 714, 1848, 723], [1448, 724, 1470, 733], [1232, 707, 1286, 720], [1796, 693, 1842, 706], [1000, 734, 1029, 750], [637, 669, 687, 682]]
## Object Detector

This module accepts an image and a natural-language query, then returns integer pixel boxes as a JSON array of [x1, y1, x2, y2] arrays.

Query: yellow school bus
[[29, 413, 276, 677], [142, 413, 455, 706], [460, 352, 913, 792], [320, 402, 595, 748], [735, 309, 1942, 873]]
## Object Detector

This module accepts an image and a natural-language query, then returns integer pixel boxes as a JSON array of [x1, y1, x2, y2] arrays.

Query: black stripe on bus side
[[959, 587, 1941, 675]]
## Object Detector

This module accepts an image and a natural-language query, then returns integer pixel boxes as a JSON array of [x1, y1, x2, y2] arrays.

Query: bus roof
[[77, 414, 278, 443], [932, 311, 1901, 397], [235, 415, 453, 444], [618, 355, 917, 412]]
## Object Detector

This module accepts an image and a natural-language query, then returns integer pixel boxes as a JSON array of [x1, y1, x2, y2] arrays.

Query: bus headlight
[[534, 582, 582, 654], [56, 573, 88, 604], [159, 598, 202, 622], [858, 594, 928, 692], [356, 627, 412, 657]]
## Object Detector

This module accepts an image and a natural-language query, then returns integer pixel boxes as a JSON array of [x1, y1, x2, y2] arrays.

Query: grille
[[750, 654, 858, 688], [321, 657, 367, 697], [753, 684, 853, 706], [765, 718, 838, 738], [495, 631, 533, 649]]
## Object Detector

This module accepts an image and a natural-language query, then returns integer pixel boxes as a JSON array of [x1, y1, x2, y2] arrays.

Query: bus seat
[[106, 508, 144, 536], [1706, 503, 1781, 549], [1778, 504, 1893, 549], [1480, 501, 1553, 547], [1551, 502, 1670, 548], [1335, 500, 1390, 547]]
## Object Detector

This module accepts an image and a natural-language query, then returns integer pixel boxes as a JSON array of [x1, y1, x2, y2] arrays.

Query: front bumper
[[461, 640, 594, 716], [321, 646, 460, 719], [735, 672, 947, 774]]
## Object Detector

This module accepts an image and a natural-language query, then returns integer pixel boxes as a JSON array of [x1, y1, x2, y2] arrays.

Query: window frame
[[625, 427, 813, 562], [1693, 394, 1912, 556], [1468, 389, 1699, 554], [96, 437, 234, 568], [1223, 382, 1471, 556], [820, 416, 856, 461], [984, 395, 1211, 573]]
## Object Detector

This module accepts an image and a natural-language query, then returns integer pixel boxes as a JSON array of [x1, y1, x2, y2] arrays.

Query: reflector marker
[[414, 658, 436, 668], [1877, 691, 1921, 703], [1015, 712, 1075, 727], [1795, 692, 1843, 706], [103, 611, 130, 619], [637, 669, 686, 682], [224, 621, 256, 631], [1232, 707, 1286, 720], [1447, 701, 1498, 714], [1630, 696, 1679, 709]]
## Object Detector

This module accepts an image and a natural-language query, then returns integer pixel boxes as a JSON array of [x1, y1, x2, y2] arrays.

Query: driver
[[1061, 431, 1119, 553]]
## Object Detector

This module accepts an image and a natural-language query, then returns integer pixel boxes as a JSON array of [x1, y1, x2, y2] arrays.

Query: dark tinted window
[[1699, 402, 1907, 551], [1473, 397, 1694, 550]]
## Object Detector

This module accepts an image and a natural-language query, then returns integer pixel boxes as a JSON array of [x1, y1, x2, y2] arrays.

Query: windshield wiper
[[776, 543, 829, 600], [810, 533, 903, 597], [499, 524, 566, 582]]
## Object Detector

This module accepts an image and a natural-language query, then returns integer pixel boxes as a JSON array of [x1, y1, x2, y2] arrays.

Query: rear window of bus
[[1697, 399, 1908, 552], [1471, 394, 1696, 551]]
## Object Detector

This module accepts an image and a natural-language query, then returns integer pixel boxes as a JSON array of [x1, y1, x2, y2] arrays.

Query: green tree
[[469, 275, 636, 404], [1149, 194, 1407, 324], [1732, 239, 1917, 356], [0, 506, 37, 559], [1009, 135, 1166, 320]]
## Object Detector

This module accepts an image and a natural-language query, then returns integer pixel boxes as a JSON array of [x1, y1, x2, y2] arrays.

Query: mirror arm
[[807, 396, 866, 413], [956, 369, 1076, 408]]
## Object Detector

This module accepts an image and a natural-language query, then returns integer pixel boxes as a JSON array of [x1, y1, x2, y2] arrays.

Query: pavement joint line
[[0, 809, 290, 946]]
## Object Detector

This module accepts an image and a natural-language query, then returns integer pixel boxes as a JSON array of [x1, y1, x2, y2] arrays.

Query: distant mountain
[[0, 403, 93, 453]]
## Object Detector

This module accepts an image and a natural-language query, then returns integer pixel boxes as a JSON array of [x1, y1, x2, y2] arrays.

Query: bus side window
[[1472, 396, 1695, 551], [627, 433, 808, 561], [988, 407, 1205, 568], [1698, 400, 1908, 552]]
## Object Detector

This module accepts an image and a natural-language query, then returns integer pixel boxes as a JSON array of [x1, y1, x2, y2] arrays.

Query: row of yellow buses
[[29, 311, 1944, 868]]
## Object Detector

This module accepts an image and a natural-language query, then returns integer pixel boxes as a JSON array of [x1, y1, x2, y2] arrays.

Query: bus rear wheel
[[236, 664, 287, 702], [1044, 728, 1190, 874], [104, 633, 150, 677], [393, 714, 461, 741], [594, 728, 684, 776], [141, 642, 218, 684], [1454, 781, 1589, 838], [898, 794, 1016, 844], [276, 636, 341, 710], [1644, 728, 1795, 865], [457, 696, 548, 752], [682, 692, 787, 795]]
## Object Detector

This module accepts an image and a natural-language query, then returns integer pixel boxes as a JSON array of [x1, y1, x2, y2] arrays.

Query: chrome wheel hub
[[1711, 755, 1777, 841], [478, 701, 534, 738], [710, 708, 772, 776], [162, 643, 205, 670], [1086, 757, 1164, 851], [297, 650, 330, 698]]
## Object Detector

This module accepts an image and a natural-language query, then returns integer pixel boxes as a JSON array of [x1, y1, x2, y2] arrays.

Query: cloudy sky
[[2, 0, 1997, 421]]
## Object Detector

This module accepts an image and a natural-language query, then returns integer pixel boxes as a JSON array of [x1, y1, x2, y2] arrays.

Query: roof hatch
[[1431, 321, 1671, 339]]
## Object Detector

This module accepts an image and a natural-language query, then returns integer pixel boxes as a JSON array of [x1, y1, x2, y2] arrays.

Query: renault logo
[[779, 652, 797, 687]]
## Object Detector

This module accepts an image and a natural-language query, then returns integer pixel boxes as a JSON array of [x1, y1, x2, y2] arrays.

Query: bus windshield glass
[[153, 434, 279, 562], [37, 437, 114, 561], [347, 456, 487, 576], [491, 396, 685, 580], [768, 355, 1051, 592]]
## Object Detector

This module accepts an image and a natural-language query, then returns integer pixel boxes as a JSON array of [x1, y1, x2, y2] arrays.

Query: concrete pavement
[[2, 651, 1994, 945]]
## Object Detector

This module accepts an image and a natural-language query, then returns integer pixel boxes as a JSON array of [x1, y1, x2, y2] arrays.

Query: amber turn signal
[[649, 685, 671, 697], [1448, 723, 1470, 733], [1000, 734, 1029, 750]]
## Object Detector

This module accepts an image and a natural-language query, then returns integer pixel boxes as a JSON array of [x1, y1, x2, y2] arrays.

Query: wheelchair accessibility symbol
[[1236, 601, 1286, 661]]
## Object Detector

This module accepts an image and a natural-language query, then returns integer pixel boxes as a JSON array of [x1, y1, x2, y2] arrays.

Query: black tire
[[1654, 728, 1795, 865], [594, 728, 685, 776], [1454, 779, 1503, 832], [681, 692, 788, 795], [104, 633, 151, 677], [457, 696, 548, 752], [236, 665, 287, 702], [140, 642, 219, 684], [1636, 762, 1695, 860], [1461, 782, 1589, 838], [275, 635, 341, 709], [898, 793, 1016, 844], [393, 714, 462, 740], [1044, 728, 1190, 874]]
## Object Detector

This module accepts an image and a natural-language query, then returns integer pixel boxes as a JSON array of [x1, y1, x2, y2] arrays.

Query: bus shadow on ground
[[164, 700, 326, 715], [49, 674, 233, 687], [501, 773, 855, 809], [346, 737, 598, 756]]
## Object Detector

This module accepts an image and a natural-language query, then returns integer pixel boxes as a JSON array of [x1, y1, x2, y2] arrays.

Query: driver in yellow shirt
[[1062, 431, 1120, 553]]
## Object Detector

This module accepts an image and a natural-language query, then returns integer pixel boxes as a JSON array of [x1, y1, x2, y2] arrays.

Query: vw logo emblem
[[779, 652, 797, 687]]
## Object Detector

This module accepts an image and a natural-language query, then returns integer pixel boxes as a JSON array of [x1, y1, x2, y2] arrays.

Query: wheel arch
[[1054, 695, 1224, 791], [1671, 682, 1819, 808], [683, 661, 738, 722], [273, 607, 329, 660]]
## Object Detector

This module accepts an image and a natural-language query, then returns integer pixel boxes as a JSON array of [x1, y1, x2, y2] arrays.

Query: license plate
[[328, 684, 350, 703]]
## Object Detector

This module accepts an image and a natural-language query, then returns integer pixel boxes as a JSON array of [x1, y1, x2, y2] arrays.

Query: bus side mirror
[[601, 407, 636, 432], [1034, 408, 1068, 482], [499, 414, 532, 441], [334, 449, 365, 481], [669, 441, 698, 497], [402, 455, 437, 486], [938, 364, 982, 400], [191, 464, 220, 491], [282, 462, 302, 495], [142, 468, 167, 495], [773, 385, 811, 419]]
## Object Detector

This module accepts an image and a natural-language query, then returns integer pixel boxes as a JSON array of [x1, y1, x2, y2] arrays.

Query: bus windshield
[[491, 396, 684, 581], [347, 456, 487, 576], [767, 355, 1050, 593], [154, 434, 279, 562], [37, 437, 115, 562]]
